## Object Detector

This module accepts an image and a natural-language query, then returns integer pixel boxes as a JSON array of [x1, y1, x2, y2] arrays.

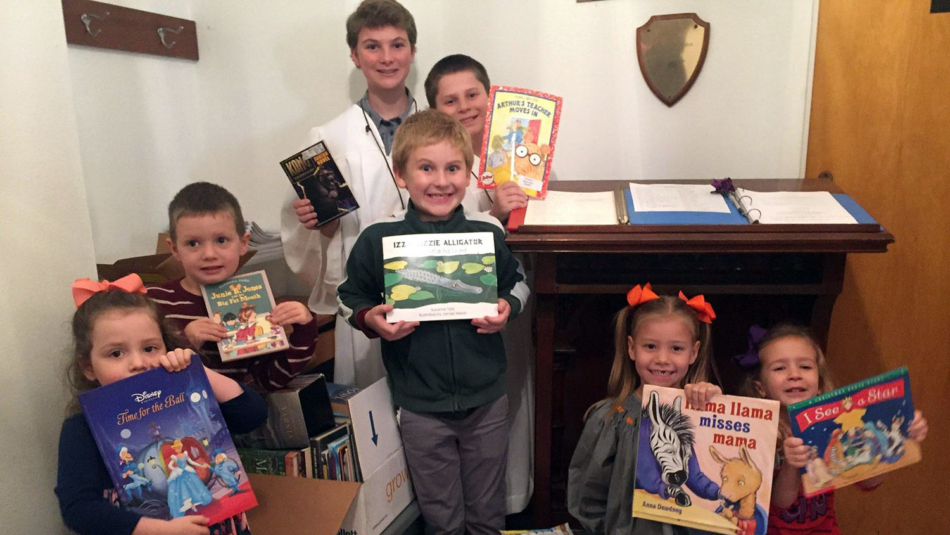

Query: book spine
[[237, 449, 287, 476]]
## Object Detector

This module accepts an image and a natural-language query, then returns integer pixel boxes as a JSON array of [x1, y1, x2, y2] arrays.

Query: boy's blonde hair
[[346, 0, 417, 50], [391, 109, 474, 176], [607, 295, 717, 412]]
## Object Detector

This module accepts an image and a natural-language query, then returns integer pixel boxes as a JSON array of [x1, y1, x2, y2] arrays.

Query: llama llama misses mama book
[[633, 385, 780, 535]]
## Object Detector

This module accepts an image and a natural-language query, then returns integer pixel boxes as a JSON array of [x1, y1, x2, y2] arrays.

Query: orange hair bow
[[72, 274, 147, 308], [678, 291, 716, 324], [627, 283, 660, 307]]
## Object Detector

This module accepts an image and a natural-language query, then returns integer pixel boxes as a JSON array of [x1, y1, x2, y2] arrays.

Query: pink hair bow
[[72, 274, 147, 308], [627, 283, 660, 307], [678, 291, 716, 324]]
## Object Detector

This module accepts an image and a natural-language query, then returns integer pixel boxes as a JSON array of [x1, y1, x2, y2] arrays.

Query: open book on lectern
[[506, 183, 878, 230]]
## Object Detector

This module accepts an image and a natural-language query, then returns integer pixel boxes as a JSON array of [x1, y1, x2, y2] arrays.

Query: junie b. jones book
[[633, 385, 780, 535], [788, 366, 920, 498], [79, 358, 257, 525], [383, 232, 498, 323], [478, 86, 562, 199], [201, 270, 288, 361], [280, 140, 359, 227]]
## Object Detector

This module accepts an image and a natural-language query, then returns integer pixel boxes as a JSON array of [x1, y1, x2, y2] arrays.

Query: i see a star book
[[78, 358, 257, 525], [788, 367, 920, 497]]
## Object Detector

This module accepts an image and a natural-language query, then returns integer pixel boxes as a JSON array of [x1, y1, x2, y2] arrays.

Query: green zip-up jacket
[[337, 202, 529, 413]]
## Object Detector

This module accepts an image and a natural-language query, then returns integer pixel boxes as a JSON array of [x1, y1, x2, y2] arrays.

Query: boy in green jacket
[[337, 110, 529, 535]]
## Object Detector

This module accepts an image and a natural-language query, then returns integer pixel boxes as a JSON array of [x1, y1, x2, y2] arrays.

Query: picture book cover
[[78, 358, 257, 525], [633, 385, 781, 535], [478, 86, 562, 199], [201, 270, 288, 362], [280, 140, 359, 227], [382, 232, 498, 323], [788, 367, 920, 497]]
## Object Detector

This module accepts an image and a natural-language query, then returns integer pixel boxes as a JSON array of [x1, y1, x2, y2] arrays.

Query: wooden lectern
[[505, 179, 894, 526]]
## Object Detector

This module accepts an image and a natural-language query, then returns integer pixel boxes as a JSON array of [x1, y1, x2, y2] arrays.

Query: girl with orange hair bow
[[55, 275, 265, 535], [567, 283, 723, 535]]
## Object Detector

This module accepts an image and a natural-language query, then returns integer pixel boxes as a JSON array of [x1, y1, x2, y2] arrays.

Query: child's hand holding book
[[183, 317, 228, 348], [471, 299, 510, 334], [268, 301, 314, 327], [364, 304, 419, 341]]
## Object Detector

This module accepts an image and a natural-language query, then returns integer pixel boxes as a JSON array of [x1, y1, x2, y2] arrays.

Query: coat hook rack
[[62, 0, 199, 61], [80, 11, 108, 37], [157, 26, 184, 49]]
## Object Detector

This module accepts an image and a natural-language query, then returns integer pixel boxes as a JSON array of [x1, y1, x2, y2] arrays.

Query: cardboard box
[[345, 378, 402, 477], [244, 378, 415, 535], [246, 447, 413, 535], [246, 474, 358, 535], [340, 446, 414, 535]]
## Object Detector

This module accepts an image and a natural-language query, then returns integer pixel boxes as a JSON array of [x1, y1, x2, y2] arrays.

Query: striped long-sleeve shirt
[[147, 278, 318, 391]]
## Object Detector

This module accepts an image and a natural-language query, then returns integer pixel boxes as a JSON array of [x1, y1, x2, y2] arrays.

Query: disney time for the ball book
[[280, 140, 359, 227], [78, 358, 257, 525], [633, 385, 780, 535], [201, 270, 288, 362], [382, 232, 498, 323], [788, 367, 920, 498], [478, 86, 562, 199]]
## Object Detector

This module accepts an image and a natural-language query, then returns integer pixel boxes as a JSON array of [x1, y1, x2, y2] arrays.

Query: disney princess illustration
[[166, 439, 213, 518]]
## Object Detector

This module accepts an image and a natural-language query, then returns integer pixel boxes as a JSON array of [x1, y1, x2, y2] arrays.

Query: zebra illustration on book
[[646, 391, 697, 507]]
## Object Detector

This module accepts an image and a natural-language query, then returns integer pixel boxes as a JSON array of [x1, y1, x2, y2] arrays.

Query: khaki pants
[[399, 395, 509, 535]]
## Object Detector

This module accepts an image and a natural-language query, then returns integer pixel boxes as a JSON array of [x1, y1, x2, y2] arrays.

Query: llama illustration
[[710, 445, 767, 535]]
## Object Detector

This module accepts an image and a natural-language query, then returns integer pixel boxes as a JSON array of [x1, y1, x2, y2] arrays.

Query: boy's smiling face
[[169, 211, 249, 293], [395, 140, 470, 222], [350, 25, 414, 94], [435, 70, 489, 144]]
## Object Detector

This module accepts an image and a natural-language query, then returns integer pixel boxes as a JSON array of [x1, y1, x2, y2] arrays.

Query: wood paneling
[[807, 1, 950, 532]]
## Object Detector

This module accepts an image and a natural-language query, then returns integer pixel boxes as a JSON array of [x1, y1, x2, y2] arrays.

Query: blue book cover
[[79, 359, 257, 524], [788, 367, 920, 497]]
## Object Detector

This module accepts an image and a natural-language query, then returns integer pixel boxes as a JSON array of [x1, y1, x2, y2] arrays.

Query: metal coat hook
[[81, 12, 109, 37], [157, 26, 184, 49]]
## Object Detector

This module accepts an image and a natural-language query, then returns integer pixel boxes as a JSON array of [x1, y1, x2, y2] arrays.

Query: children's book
[[382, 232, 499, 323], [633, 385, 780, 535], [78, 358, 258, 525], [280, 140, 359, 227], [201, 270, 288, 362], [478, 86, 562, 199], [502, 524, 575, 535], [788, 367, 920, 497]]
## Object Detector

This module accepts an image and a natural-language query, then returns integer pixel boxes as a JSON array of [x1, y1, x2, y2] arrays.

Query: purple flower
[[712, 177, 736, 194]]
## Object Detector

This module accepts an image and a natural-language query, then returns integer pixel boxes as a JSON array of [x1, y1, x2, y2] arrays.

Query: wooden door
[[806, 1, 949, 532]]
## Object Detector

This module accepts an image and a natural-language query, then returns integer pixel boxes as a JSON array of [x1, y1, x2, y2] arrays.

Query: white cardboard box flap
[[346, 377, 402, 476]]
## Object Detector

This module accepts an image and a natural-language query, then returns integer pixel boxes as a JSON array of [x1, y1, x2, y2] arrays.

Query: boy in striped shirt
[[148, 182, 317, 390]]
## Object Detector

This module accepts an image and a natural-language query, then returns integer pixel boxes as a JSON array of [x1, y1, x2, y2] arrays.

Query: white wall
[[0, 2, 97, 533], [67, 0, 818, 262]]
